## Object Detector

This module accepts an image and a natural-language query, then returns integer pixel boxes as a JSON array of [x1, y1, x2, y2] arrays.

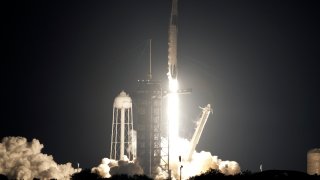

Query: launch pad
[[109, 0, 216, 179], [132, 80, 191, 177]]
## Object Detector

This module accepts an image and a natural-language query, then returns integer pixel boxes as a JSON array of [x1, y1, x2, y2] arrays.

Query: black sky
[[2, 0, 320, 173]]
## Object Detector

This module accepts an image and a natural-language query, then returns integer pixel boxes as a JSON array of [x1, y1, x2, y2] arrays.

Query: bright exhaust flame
[[157, 137, 241, 180], [163, 79, 241, 179], [167, 78, 179, 146]]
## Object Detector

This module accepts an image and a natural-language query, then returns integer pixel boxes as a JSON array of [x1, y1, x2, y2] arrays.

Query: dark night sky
[[2, 0, 320, 173]]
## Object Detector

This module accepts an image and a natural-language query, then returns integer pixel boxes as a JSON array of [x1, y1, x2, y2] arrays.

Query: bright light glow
[[167, 78, 179, 145], [158, 137, 241, 180], [163, 79, 241, 179]]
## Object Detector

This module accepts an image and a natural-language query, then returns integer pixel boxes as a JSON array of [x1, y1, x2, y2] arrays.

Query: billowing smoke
[[127, 130, 137, 158], [0, 136, 77, 180], [91, 156, 143, 178], [91, 158, 115, 178], [156, 137, 241, 179]]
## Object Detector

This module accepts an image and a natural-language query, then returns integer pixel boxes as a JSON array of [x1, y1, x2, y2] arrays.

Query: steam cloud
[[93, 138, 240, 179], [0, 136, 76, 180], [157, 137, 241, 179], [91, 156, 143, 178]]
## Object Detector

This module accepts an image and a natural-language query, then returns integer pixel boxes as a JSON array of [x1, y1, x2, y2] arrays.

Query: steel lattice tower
[[133, 80, 164, 177]]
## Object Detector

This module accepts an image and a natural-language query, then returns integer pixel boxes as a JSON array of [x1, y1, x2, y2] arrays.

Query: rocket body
[[168, 0, 178, 80]]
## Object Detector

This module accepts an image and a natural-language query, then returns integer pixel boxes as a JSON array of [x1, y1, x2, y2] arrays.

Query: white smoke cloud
[[91, 156, 143, 178], [127, 129, 137, 160], [0, 136, 77, 180], [157, 137, 241, 179], [91, 158, 115, 178]]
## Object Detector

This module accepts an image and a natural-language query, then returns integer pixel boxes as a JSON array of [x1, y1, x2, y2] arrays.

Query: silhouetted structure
[[190, 169, 320, 180], [133, 80, 163, 177], [72, 169, 152, 180], [0, 174, 8, 180], [72, 169, 101, 180], [2, 169, 320, 180], [252, 170, 318, 179], [109, 174, 152, 180]]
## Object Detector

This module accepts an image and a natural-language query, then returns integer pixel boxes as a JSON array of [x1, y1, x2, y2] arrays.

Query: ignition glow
[[167, 78, 179, 146], [164, 77, 241, 180]]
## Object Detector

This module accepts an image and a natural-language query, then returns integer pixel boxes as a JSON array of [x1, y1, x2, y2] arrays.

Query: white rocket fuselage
[[168, 0, 178, 80]]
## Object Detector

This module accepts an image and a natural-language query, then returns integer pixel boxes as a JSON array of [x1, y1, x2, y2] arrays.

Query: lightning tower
[[133, 0, 181, 178], [133, 39, 164, 177]]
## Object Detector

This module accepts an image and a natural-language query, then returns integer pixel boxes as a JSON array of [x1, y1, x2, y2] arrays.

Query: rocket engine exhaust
[[162, 0, 241, 179], [167, 0, 180, 146]]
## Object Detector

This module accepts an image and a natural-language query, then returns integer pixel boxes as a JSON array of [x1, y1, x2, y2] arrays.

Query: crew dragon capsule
[[167, 0, 178, 80]]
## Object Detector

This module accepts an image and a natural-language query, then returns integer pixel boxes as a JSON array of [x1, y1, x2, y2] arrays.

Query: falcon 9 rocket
[[167, 0, 178, 80]]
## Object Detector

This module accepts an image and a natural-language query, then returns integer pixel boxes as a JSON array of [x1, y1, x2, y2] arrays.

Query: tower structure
[[187, 104, 212, 161], [110, 91, 135, 161], [133, 80, 163, 177], [133, 0, 179, 178]]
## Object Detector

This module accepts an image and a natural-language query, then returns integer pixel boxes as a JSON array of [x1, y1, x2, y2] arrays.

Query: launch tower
[[133, 80, 163, 177], [133, 0, 179, 177]]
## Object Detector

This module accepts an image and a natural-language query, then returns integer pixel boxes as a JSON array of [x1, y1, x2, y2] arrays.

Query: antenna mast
[[147, 39, 152, 80]]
